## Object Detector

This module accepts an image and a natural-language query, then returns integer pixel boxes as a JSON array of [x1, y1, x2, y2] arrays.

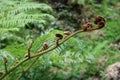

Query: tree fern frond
[[0, 27, 19, 33], [12, 13, 55, 21], [8, 3, 53, 16], [0, 27, 19, 38], [0, 18, 39, 27], [0, 0, 55, 35], [0, 0, 18, 12]]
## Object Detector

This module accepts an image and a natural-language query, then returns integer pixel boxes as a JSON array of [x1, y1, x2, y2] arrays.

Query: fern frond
[[0, 28, 19, 32], [8, 3, 53, 16], [0, 18, 40, 27], [0, 0, 55, 35]]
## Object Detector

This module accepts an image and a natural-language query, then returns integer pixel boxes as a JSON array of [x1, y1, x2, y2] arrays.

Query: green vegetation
[[0, 0, 120, 80]]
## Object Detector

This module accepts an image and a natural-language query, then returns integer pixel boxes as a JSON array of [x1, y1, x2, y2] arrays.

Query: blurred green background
[[0, 0, 120, 80]]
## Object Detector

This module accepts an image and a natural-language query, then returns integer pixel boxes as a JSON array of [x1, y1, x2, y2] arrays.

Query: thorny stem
[[0, 27, 102, 80]]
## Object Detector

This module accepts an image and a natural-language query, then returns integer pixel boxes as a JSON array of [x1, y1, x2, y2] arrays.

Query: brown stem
[[27, 41, 34, 58], [4, 63, 8, 74], [56, 38, 60, 46], [17, 57, 40, 80], [3, 57, 8, 73], [0, 27, 103, 80]]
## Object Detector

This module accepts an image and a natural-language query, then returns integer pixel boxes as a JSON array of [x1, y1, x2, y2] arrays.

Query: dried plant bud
[[55, 33, 63, 39], [82, 24, 88, 31], [55, 33, 63, 46], [97, 21, 105, 28], [87, 22, 93, 28], [43, 42, 48, 50], [94, 16, 105, 24], [0, 72, 3, 77], [82, 22, 93, 31], [64, 31, 71, 36], [3, 57, 7, 63]]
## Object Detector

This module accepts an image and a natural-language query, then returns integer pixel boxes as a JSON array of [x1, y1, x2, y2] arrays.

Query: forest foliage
[[0, 0, 120, 80]]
